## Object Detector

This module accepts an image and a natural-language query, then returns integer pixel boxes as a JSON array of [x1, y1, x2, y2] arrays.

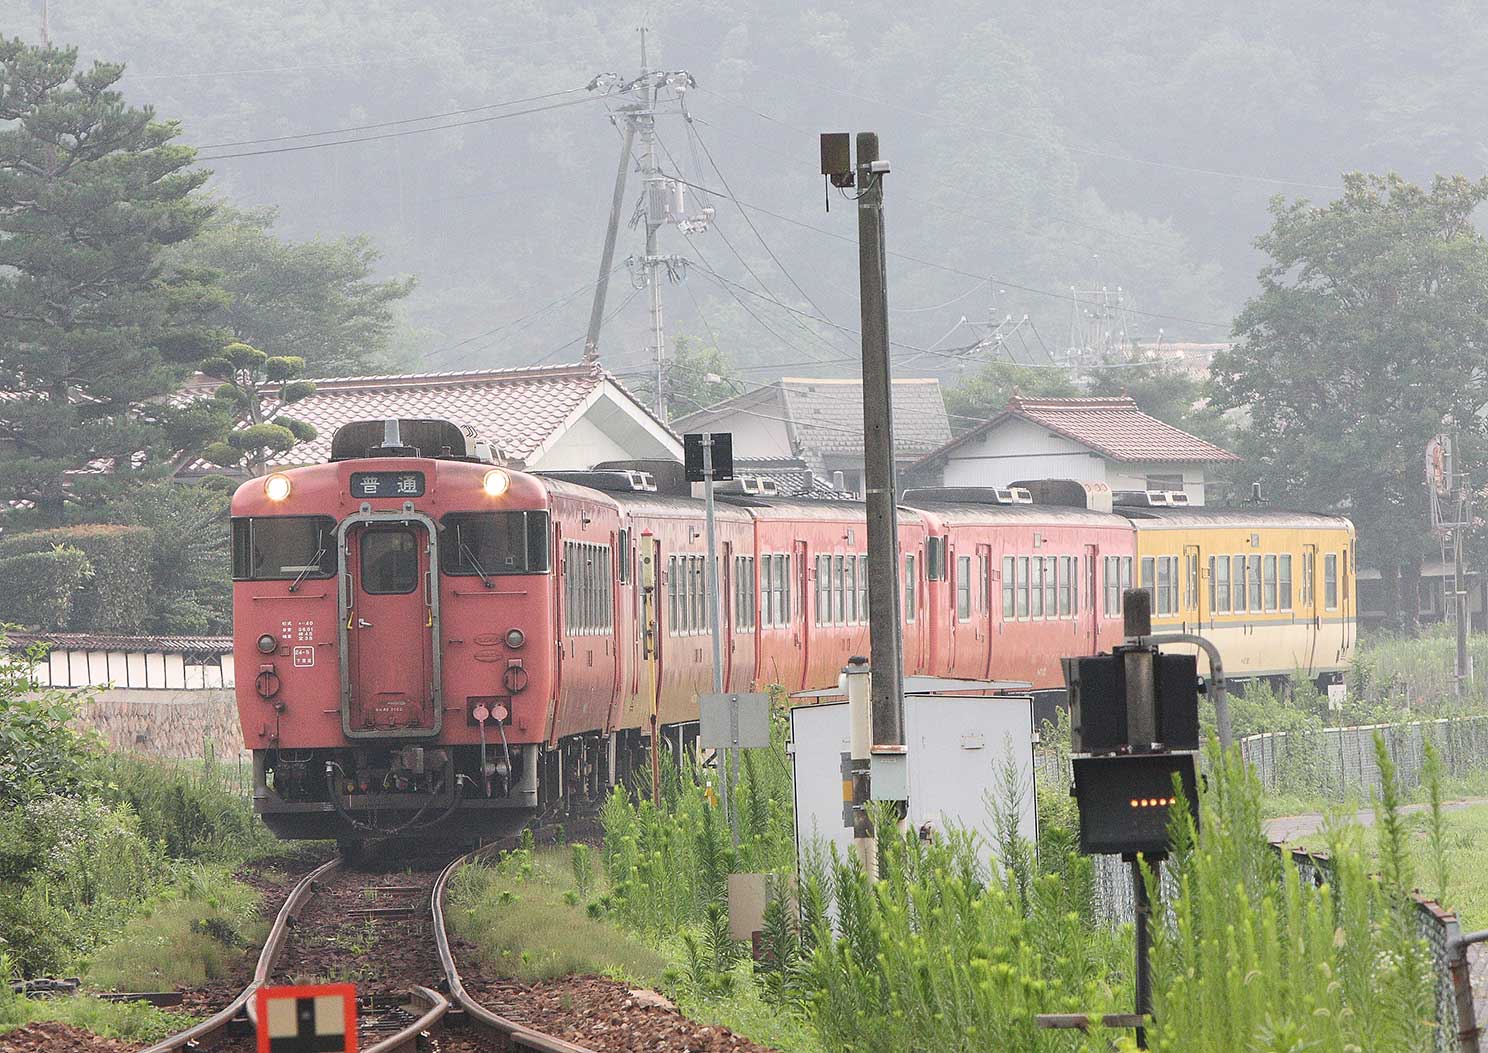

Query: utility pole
[[853, 133, 906, 754], [1454, 431, 1473, 698], [584, 36, 699, 419]]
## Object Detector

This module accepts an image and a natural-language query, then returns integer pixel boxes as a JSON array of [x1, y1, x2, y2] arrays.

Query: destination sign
[[349, 471, 425, 499]]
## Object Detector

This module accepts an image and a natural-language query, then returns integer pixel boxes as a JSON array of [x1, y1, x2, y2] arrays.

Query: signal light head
[[264, 474, 292, 501], [482, 469, 510, 497], [1129, 796, 1175, 808]]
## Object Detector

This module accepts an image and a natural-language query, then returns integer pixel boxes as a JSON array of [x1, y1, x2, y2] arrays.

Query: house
[[177, 360, 682, 478], [672, 377, 952, 496], [908, 395, 1238, 505]]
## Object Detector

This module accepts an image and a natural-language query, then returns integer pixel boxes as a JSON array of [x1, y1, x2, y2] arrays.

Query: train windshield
[[232, 516, 338, 580], [439, 511, 550, 576]]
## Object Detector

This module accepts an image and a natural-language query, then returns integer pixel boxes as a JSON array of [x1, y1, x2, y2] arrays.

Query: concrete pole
[[703, 435, 736, 844], [844, 656, 875, 875], [583, 119, 636, 361], [854, 132, 905, 755]]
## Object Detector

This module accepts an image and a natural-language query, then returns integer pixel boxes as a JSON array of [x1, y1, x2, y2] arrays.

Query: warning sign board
[[256, 983, 357, 1053]]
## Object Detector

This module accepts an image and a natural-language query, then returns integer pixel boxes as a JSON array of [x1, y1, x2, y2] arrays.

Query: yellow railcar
[[1119, 508, 1357, 682]]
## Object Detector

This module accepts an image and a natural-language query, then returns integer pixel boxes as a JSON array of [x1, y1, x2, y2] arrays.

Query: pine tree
[[0, 39, 220, 523]]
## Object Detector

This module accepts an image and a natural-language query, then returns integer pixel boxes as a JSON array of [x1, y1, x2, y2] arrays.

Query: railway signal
[[256, 982, 357, 1053], [1058, 588, 1217, 1049]]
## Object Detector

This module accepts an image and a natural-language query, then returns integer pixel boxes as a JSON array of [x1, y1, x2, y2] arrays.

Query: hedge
[[0, 525, 153, 633], [0, 546, 91, 630]]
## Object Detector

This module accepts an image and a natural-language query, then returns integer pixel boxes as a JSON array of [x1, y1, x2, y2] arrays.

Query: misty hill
[[5, 1, 1481, 387]]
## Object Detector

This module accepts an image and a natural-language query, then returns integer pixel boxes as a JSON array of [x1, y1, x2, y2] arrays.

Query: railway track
[[139, 843, 594, 1053]]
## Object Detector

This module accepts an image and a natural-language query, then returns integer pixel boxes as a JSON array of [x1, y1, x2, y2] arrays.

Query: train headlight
[[482, 469, 510, 497], [257, 633, 277, 654], [505, 628, 525, 649], [264, 474, 292, 501]]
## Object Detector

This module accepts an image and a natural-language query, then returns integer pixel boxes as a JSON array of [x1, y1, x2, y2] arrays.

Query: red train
[[232, 418, 1135, 840]]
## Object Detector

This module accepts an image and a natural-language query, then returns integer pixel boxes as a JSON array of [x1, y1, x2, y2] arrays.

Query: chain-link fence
[[1240, 714, 1488, 799]]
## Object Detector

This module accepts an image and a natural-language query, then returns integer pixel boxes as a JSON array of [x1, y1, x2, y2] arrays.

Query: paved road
[[1266, 797, 1488, 1031]]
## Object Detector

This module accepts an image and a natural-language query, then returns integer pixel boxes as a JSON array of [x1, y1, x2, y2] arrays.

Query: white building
[[908, 395, 1238, 505]]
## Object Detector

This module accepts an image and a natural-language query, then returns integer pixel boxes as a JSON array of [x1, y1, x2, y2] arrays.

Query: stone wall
[[74, 687, 245, 760]]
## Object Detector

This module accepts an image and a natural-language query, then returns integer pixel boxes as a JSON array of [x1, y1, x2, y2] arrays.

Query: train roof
[[907, 502, 1132, 528], [1117, 506, 1353, 530]]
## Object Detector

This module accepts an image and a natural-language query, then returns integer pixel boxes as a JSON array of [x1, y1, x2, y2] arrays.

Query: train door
[[722, 541, 735, 690], [1084, 544, 1099, 652], [1302, 544, 1318, 673], [977, 543, 994, 679], [794, 540, 810, 691], [344, 521, 435, 733], [1183, 545, 1201, 635]]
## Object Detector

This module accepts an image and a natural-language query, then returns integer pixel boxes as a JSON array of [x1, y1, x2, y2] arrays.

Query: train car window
[[1044, 556, 1058, 617], [1185, 552, 1200, 611], [1140, 557, 1156, 611], [846, 554, 859, 622], [832, 554, 845, 625], [1248, 555, 1263, 612], [1279, 554, 1293, 610], [1213, 556, 1231, 613], [1302, 552, 1315, 606], [1071, 556, 1079, 615], [1232, 555, 1247, 613], [440, 512, 550, 576], [1263, 555, 1278, 611], [926, 536, 947, 581], [761, 555, 775, 627], [858, 555, 869, 620], [978, 555, 990, 613], [814, 556, 827, 625], [232, 516, 338, 580], [1030, 557, 1044, 619], [1017, 556, 1030, 618], [1002, 557, 1015, 618], [618, 529, 630, 584], [1154, 556, 1172, 615], [1325, 553, 1338, 610], [906, 554, 918, 622], [1121, 557, 1133, 601], [1103, 556, 1118, 616], [1059, 556, 1072, 617], [956, 555, 972, 621], [361, 529, 419, 595], [777, 554, 791, 623]]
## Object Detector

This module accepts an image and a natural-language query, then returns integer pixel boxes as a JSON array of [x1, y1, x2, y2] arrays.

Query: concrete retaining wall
[[73, 687, 245, 760]]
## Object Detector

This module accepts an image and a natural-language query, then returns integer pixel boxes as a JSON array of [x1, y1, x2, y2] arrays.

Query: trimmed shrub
[[0, 546, 90, 629], [0, 524, 153, 632]]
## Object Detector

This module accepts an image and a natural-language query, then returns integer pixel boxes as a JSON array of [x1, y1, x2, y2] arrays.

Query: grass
[[86, 863, 265, 991], [1284, 799, 1488, 929], [0, 972, 194, 1042], [449, 846, 668, 984]]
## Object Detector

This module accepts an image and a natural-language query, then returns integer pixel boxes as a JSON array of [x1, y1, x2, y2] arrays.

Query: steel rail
[[432, 846, 599, 1053], [139, 854, 342, 1053], [363, 985, 449, 1053]]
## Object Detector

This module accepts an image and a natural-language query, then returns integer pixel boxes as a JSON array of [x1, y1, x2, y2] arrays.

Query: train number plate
[[350, 471, 425, 498]]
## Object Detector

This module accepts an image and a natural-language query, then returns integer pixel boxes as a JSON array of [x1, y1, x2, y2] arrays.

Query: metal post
[[854, 132, 905, 756], [1133, 857, 1157, 1050], [703, 434, 736, 845], [1456, 495, 1471, 699], [582, 120, 636, 361], [844, 657, 875, 875]]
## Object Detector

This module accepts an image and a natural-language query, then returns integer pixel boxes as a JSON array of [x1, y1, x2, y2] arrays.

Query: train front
[[231, 418, 552, 841]]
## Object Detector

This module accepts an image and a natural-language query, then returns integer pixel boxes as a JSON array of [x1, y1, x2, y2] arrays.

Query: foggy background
[[5, 1, 1477, 383]]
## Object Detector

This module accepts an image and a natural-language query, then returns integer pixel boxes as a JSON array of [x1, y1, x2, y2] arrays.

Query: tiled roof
[[675, 377, 951, 475], [179, 361, 653, 473], [7, 631, 232, 656], [779, 378, 950, 457], [734, 457, 855, 500], [916, 395, 1238, 468]]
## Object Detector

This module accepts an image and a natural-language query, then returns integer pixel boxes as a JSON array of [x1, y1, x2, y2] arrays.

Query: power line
[[661, 170, 1229, 330], [128, 39, 571, 80], [532, 287, 642, 369], [740, 66, 1343, 192], [196, 93, 602, 161], [422, 268, 621, 364], [197, 87, 588, 150]]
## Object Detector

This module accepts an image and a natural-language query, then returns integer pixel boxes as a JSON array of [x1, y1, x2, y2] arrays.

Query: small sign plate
[[292, 646, 315, 668], [256, 982, 357, 1053], [349, 471, 425, 498], [699, 692, 771, 748]]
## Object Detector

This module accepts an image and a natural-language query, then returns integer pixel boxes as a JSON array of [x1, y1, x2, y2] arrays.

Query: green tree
[[942, 359, 1079, 433], [199, 342, 317, 476], [170, 206, 416, 376], [0, 39, 220, 524], [1212, 172, 1488, 631], [633, 334, 743, 421]]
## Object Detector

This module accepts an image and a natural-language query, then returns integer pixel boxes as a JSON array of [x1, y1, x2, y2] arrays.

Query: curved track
[[139, 845, 596, 1053]]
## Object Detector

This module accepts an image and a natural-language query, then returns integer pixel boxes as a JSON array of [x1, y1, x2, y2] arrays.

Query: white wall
[[702, 406, 794, 459], [31, 648, 234, 689], [537, 413, 638, 469], [934, 419, 1209, 504]]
